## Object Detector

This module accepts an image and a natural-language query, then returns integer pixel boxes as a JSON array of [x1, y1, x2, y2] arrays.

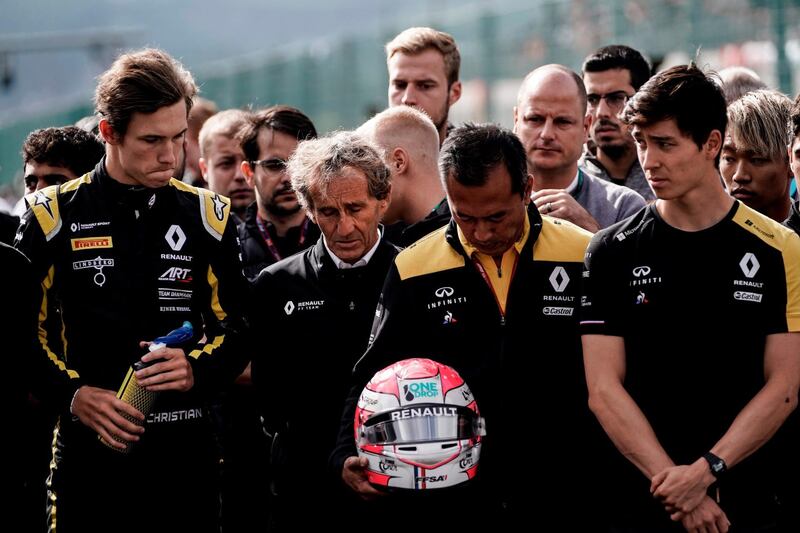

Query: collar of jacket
[[242, 201, 259, 230], [309, 225, 393, 277], [444, 201, 543, 259], [94, 157, 172, 211]]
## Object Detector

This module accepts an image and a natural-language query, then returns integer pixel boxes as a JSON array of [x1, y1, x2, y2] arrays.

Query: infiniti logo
[[435, 286, 454, 297], [632, 266, 651, 277]]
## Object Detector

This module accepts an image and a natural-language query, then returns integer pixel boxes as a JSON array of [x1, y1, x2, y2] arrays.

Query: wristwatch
[[703, 452, 727, 478]]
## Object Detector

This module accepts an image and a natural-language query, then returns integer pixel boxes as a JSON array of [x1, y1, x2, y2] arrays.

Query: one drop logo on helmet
[[399, 376, 442, 405]]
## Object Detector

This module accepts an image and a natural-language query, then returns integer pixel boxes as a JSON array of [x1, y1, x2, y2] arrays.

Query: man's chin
[[266, 202, 302, 217], [145, 175, 173, 188], [232, 198, 253, 212], [331, 247, 365, 264], [473, 243, 507, 257], [596, 141, 631, 160]]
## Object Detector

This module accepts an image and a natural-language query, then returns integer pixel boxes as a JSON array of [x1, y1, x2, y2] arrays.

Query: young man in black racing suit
[[15, 48, 248, 533]]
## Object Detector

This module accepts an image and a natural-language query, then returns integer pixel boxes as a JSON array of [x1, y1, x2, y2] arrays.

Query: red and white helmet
[[355, 358, 485, 490]]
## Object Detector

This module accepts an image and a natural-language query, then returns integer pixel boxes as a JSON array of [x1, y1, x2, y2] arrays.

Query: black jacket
[[238, 201, 320, 280], [250, 235, 399, 495], [383, 198, 451, 248], [15, 161, 249, 434], [0, 211, 19, 245], [331, 205, 596, 521]]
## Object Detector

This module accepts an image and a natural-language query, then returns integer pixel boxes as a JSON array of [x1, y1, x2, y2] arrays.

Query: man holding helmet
[[331, 123, 596, 528]]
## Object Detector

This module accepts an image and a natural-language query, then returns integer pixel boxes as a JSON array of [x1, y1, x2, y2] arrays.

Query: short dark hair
[[22, 126, 105, 176], [582, 45, 652, 91], [790, 92, 800, 140], [439, 123, 528, 196], [240, 105, 317, 162], [95, 48, 197, 137], [622, 63, 727, 166]]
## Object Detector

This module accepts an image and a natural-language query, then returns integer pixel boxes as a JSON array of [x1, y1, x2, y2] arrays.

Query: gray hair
[[727, 89, 792, 161], [718, 66, 768, 104], [287, 131, 391, 212]]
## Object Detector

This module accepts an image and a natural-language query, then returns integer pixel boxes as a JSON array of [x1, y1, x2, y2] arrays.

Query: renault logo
[[739, 253, 760, 278], [632, 266, 651, 277], [435, 287, 454, 297], [165, 225, 187, 251], [549, 266, 570, 292]]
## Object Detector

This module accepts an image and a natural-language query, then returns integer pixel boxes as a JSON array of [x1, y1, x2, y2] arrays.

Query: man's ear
[[523, 173, 534, 204], [383, 184, 392, 208], [199, 158, 209, 180], [583, 113, 592, 142], [392, 147, 409, 175], [448, 80, 462, 107], [705, 129, 723, 161], [98, 119, 120, 145], [512, 106, 519, 134], [241, 160, 255, 187]]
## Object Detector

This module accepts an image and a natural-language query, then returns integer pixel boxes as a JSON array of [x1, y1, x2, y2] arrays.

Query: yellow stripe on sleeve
[[39, 266, 79, 378]]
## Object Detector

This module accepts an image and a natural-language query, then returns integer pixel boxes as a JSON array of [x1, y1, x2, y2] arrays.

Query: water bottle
[[100, 321, 194, 452]]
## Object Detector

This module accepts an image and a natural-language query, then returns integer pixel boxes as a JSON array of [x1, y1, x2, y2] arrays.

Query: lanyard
[[255, 215, 310, 262]]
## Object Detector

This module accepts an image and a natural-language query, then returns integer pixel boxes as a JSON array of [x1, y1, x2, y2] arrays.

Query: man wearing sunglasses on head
[[238, 105, 320, 281], [581, 45, 656, 201]]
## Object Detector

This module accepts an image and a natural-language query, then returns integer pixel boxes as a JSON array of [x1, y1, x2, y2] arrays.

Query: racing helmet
[[355, 358, 485, 490]]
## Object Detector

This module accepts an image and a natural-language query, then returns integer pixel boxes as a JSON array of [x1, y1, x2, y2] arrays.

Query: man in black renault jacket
[[249, 131, 399, 531], [332, 123, 596, 529], [15, 48, 248, 533]]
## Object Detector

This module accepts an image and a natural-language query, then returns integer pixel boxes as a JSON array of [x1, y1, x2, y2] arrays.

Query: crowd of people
[[5, 25, 800, 533]]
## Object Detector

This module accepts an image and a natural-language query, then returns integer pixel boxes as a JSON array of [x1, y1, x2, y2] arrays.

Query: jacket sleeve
[[186, 214, 250, 394], [248, 268, 287, 436], [4, 243, 42, 410], [14, 204, 84, 411]]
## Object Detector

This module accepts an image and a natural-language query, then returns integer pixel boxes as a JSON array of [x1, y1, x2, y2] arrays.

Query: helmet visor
[[359, 404, 484, 445]]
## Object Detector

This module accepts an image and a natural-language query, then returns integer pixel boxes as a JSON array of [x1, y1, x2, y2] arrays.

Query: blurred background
[[1, 0, 799, 201]]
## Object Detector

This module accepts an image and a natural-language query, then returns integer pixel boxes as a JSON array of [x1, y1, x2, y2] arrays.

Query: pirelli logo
[[71, 236, 113, 251]]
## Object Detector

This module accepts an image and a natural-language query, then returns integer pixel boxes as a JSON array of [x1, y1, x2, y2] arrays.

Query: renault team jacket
[[15, 161, 249, 423], [332, 204, 599, 520]]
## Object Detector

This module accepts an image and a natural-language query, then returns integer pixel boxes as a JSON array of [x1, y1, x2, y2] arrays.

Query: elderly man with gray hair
[[248, 131, 399, 532]]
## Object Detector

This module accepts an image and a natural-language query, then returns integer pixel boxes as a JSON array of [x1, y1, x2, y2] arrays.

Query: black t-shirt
[[581, 201, 800, 523]]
